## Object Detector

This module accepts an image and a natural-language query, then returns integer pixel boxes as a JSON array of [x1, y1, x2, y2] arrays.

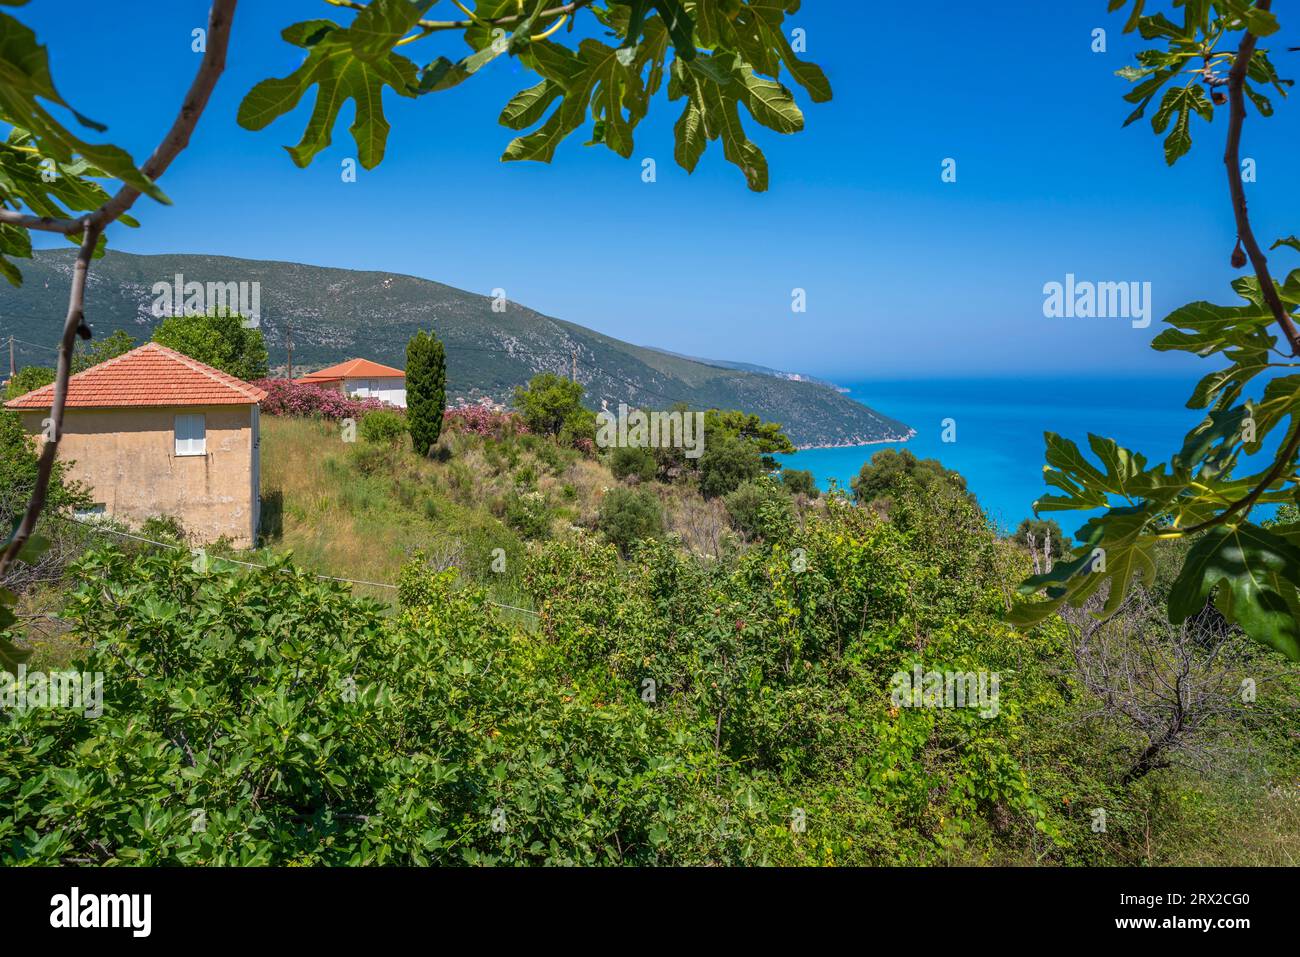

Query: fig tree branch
[[1224, 0, 1300, 355]]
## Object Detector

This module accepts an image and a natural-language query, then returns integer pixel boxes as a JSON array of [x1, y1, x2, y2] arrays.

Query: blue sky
[[19, 0, 1300, 378]]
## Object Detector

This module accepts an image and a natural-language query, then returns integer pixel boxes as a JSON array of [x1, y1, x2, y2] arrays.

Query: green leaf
[[0, 12, 166, 204], [237, 20, 419, 169], [1152, 83, 1212, 165], [1018, 506, 1160, 619], [1169, 523, 1300, 659], [1244, 84, 1273, 116], [498, 79, 564, 130], [420, 44, 505, 94], [1272, 236, 1300, 254], [502, 38, 645, 162], [348, 0, 433, 60], [1240, 6, 1281, 38], [1120, 66, 1179, 127], [0, 633, 31, 675]]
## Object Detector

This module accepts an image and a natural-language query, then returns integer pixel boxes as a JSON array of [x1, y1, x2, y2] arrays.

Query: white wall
[[344, 376, 407, 408]]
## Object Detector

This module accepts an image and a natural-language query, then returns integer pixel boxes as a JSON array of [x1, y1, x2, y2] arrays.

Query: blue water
[[777, 376, 1274, 535]]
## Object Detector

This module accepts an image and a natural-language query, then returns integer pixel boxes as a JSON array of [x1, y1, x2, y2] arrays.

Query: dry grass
[[258, 416, 618, 605]]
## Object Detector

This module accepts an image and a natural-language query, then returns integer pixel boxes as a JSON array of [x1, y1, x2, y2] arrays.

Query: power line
[[3, 318, 716, 409]]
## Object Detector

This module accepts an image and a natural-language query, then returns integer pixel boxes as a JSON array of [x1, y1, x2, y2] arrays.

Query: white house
[[297, 358, 406, 407]]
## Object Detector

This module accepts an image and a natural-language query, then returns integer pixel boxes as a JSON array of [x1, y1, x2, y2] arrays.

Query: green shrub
[[851, 448, 968, 504], [346, 442, 392, 476], [503, 490, 551, 540], [152, 310, 269, 381], [779, 468, 819, 498], [139, 515, 188, 545], [359, 409, 407, 444], [4, 366, 55, 401], [597, 487, 663, 556], [697, 434, 763, 499], [723, 478, 793, 540], [0, 548, 714, 865], [514, 373, 594, 447], [610, 445, 656, 482]]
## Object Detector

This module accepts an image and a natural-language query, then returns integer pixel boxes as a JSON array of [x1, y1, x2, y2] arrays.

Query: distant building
[[296, 358, 406, 407], [4, 342, 267, 548]]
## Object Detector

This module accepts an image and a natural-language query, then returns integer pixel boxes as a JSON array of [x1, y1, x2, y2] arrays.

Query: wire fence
[[50, 513, 542, 618]]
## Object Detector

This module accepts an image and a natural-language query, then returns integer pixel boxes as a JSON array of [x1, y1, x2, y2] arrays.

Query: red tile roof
[[3, 342, 268, 410], [297, 358, 405, 383]]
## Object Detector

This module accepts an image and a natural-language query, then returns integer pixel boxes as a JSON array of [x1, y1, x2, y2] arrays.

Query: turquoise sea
[[776, 376, 1268, 535]]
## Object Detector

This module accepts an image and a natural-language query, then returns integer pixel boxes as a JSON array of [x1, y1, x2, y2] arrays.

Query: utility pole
[[286, 319, 294, 380], [7, 336, 14, 381]]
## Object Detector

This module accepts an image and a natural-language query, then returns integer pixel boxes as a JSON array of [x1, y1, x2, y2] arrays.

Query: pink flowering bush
[[443, 404, 528, 438], [254, 379, 389, 420]]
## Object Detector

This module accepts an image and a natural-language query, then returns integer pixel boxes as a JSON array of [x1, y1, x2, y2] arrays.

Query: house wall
[[18, 404, 260, 548], [344, 376, 406, 408]]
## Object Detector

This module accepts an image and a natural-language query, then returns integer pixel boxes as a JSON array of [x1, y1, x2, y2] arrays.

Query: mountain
[[0, 250, 912, 448], [641, 348, 847, 391]]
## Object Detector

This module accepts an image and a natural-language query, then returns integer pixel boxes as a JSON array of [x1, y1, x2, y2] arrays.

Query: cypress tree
[[406, 329, 446, 456]]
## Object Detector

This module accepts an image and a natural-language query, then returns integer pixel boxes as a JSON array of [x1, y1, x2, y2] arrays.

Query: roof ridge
[[151, 342, 263, 401], [0, 341, 150, 406], [301, 357, 405, 379], [3, 340, 267, 409]]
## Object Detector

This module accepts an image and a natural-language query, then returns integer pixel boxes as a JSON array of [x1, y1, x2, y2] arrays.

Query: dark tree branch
[[1, 222, 100, 576], [0, 0, 239, 577], [1177, 5, 1300, 537], [1224, 0, 1300, 355]]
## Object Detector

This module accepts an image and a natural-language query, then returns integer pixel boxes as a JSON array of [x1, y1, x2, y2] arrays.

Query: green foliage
[[0, 409, 89, 528], [71, 328, 134, 373], [779, 467, 818, 498], [521, 501, 1072, 864], [0, 326, 127, 401], [1014, 3, 1300, 658], [4, 365, 54, 400], [513, 373, 591, 442], [1, 407, 91, 669], [502, 489, 551, 541], [405, 328, 446, 456], [4, 449, 1297, 865], [1110, 0, 1290, 164], [851, 447, 968, 505], [359, 408, 408, 444], [239, 0, 832, 191], [723, 477, 793, 540], [698, 432, 762, 499], [597, 486, 663, 556], [0, 20, 159, 285], [138, 514, 188, 546], [609, 444, 657, 482], [0, 546, 716, 865], [1014, 518, 1071, 559], [703, 408, 795, 455], [151, 310, 269, 381]]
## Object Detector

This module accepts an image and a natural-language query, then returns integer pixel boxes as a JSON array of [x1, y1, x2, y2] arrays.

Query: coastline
[[793, 428, 917, 452]]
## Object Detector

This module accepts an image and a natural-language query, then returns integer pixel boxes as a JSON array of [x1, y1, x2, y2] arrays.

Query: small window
[[175, 413, 207, 456]]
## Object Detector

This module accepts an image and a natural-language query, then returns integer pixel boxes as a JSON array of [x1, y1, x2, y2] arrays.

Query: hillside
[[0, 250, 911, 448]]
